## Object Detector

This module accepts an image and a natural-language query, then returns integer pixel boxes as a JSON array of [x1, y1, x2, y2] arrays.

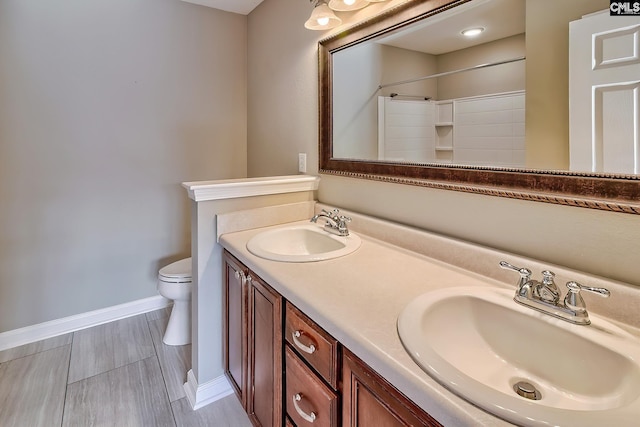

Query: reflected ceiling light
[[328, 0, 370, 12], [305, 0, 342, 30], [461, 27, 485, 37]]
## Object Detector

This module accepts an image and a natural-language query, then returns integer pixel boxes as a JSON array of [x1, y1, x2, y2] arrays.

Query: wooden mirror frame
[[318, 0, 640, 214]]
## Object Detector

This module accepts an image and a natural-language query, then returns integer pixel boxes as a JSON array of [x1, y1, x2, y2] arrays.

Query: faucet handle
[[337, 214, 352, 223], [537, 270, 560, 303], [564, 281, 610, 314], [541, 270, 556, 286], [499, 261, 532, 280], [499, 261, 533, 297]]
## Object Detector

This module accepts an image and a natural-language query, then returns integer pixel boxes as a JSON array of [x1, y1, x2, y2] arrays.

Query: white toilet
[[157, 257, 192, 346]]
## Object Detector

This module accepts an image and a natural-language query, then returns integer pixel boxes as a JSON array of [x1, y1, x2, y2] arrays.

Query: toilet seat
[[159, 257, 192, 283]]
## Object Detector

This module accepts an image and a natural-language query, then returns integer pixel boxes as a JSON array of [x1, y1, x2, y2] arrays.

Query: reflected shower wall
[[378, 91, 525, 167]]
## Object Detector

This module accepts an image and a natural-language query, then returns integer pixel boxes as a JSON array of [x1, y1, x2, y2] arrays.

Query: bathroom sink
[[246, 224, 361, 262], [397, 286, 640, 426]]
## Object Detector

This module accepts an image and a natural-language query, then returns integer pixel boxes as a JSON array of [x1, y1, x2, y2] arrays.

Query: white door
[[569, 10, 640, 174]]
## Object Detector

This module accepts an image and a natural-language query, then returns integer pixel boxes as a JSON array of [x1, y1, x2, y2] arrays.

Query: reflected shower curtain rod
[[378, 56, 525, 90], [390, 93, 432, 100]]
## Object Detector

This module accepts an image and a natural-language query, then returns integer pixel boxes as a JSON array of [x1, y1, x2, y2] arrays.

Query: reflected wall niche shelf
[[435, 101, 454, 162]]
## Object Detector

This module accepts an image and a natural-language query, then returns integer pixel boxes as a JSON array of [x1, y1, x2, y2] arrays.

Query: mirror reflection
[[331, 0, 639, 175]]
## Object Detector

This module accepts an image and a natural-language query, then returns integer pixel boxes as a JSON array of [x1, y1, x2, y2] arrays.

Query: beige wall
[[0, 0, 247, 333], [247, 0, 640, 288], [437, 34, 525, 100], [246, 0, 429, 177], [379, 45, 437, 99]]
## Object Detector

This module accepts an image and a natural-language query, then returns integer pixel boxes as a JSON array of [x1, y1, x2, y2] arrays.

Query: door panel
[[569, 11, 640, 173]]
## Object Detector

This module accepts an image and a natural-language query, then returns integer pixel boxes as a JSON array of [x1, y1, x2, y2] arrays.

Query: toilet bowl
[[157, 257, 192, 346]]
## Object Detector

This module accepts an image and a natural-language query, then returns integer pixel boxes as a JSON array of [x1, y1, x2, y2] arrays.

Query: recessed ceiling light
[[461, 27, 484, 37]]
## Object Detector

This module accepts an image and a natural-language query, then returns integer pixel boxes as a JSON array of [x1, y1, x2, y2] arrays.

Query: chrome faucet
[[310, 208, 351, 236], [500, 261, 610, 325]]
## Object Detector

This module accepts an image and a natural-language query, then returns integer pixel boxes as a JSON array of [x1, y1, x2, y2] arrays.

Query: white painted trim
[[182, 175, 320, 202], [183, 369, 234, 410], [0, 295, 170, 352]]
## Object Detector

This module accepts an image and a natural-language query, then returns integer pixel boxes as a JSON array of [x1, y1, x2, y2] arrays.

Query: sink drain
[[513, 381, 542, 400]]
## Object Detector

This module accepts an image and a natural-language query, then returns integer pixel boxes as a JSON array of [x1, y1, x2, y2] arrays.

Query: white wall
[[332, 43, 382, 160], [379, 98, 435, 162], [0, 0, 247, 333], [453, 92, 526, 167], [247, 0, 640, 288], [333, 43, 437, 160]]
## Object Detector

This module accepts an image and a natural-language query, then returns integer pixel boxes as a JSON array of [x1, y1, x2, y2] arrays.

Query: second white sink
[[246, 224, 361, 262], [397, 286, 640, 426]]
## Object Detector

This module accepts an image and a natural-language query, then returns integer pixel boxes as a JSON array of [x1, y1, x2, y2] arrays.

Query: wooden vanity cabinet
[[224, 250, 442, 427], [223, 251, 283, 427], [342, 349, 442, 427]]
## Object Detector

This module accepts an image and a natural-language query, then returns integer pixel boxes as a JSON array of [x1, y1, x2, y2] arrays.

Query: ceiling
[[377, 0, 525, 55], [180, 0, 265, 15], [181, 0, 524, 53]]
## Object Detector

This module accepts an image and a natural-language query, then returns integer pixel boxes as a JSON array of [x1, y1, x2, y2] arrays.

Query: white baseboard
[[184, 369, 234, 410], [0, 295, 171, 352]]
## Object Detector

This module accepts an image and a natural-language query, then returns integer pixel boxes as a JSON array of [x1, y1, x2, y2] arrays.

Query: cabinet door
[[342, 349, 442, 427], [247, 273, 283, 427], [223, 251, 248, 408]]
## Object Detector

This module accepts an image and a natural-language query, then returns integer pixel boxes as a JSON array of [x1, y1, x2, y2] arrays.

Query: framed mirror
[[318, 0, 640, 214]]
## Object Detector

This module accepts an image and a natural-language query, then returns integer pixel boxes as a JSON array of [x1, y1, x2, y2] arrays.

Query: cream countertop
[[219, 220, 517, 427]]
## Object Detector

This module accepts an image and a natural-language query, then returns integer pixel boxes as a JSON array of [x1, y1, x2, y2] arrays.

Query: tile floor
[[0, 308, 252, 427]]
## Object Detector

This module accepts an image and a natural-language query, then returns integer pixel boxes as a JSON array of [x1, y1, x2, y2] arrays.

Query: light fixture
[[328, 0, 370, 12], [305, 0, 389, 31], [305, 1, 342, 30], [461, 27, 485, 37]]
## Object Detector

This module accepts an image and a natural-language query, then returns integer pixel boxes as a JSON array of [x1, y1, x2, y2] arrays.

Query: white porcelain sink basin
[[246, 224, 361, 262], [397, 286, 640, 426]]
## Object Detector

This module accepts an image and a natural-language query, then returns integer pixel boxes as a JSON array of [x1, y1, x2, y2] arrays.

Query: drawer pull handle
[[293, 393, 317, 423], [293, 330, 317, 354]]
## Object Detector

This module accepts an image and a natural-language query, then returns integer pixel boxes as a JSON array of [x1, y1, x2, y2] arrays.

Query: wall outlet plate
[[298, 153, 307, 173]]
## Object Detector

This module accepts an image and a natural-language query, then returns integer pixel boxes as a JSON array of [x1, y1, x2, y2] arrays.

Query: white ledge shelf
[[182, 175, 320, 202]]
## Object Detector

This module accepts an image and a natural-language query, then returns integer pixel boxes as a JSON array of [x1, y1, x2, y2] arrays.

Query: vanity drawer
[[285, 302, 339, 388], [285, 346, 339, 427]]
